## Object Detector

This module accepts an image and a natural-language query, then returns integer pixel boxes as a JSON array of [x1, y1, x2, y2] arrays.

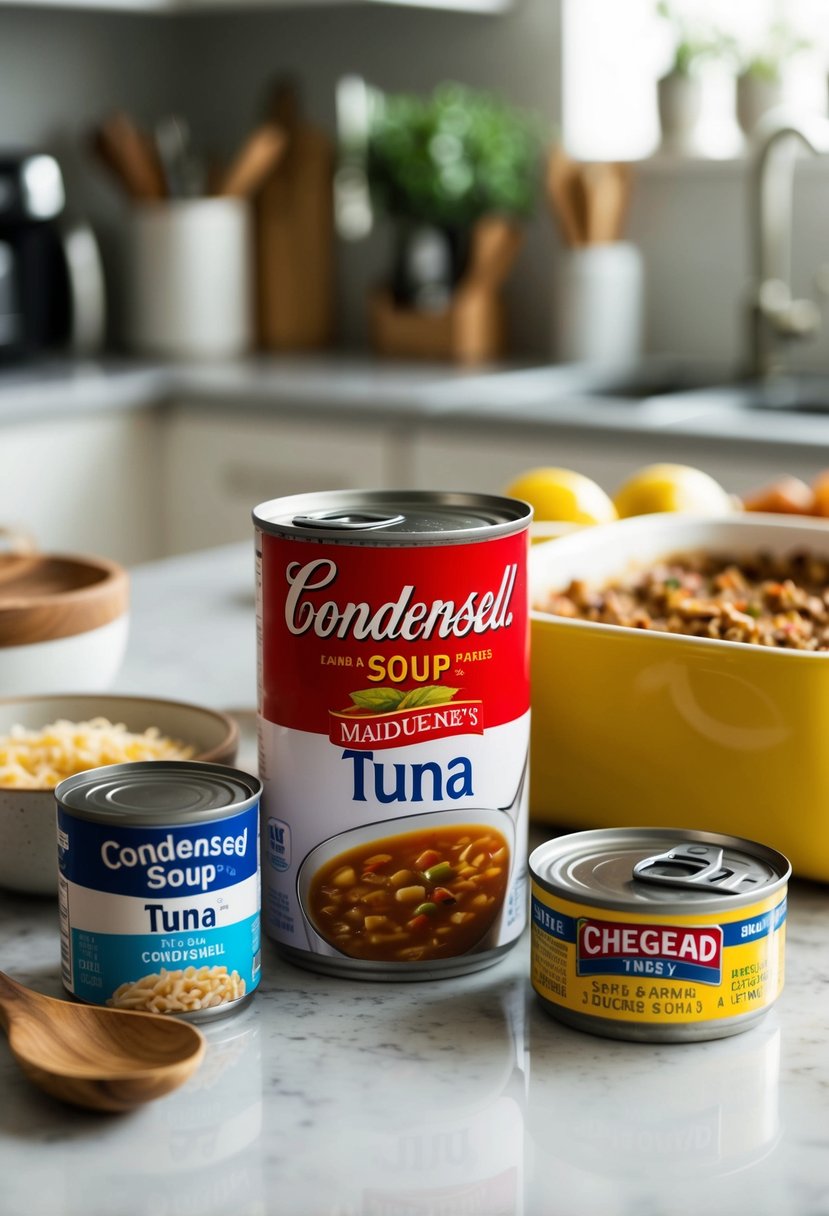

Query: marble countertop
[[5, 353, 829, 455], [3, 543, 829, 1216]]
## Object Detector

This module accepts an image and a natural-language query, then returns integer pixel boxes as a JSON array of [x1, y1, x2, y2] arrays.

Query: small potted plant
[[656, 2, 730, 155], [365, 82, 541, 361], [736, 22, 812, 138]]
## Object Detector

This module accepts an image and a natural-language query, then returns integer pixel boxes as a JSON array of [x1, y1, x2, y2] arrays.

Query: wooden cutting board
[[256, 82, 335, 350]]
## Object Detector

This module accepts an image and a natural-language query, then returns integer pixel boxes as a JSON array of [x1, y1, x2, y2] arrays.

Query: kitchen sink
[[692, 374, 829, 414], [578, 363, 733, 401], [422, 358, 735, 412], [423, 361, 829, 420]]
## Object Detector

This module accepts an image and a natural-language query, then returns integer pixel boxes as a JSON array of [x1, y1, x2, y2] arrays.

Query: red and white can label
[[256, 527, 530, 970]]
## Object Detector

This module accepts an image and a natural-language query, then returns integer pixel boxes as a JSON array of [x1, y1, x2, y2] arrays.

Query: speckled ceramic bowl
[[0, 694, 239, 897]]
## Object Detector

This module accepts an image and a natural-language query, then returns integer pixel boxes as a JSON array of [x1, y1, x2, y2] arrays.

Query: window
[[563, 0, 828, 161]]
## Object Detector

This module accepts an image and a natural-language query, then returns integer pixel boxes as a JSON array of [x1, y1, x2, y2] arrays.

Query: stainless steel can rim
[[252, 488, 532, 545], [55, 760, 262, 826], [529, 827, 791, 916]]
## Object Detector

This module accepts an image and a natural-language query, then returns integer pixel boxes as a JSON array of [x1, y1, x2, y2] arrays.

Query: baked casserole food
[[542, 550, 829, 650]]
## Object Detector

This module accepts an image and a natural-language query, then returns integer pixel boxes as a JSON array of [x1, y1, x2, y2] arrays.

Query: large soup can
[[253, 489, 532, 979]]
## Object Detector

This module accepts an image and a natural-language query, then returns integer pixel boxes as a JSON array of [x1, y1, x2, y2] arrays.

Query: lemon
[[613, 463, 733, 518], [504, 467, 618, 525]]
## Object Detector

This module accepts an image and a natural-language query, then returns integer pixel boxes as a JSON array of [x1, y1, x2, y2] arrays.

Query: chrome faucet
[[748, 108, 829, 379]]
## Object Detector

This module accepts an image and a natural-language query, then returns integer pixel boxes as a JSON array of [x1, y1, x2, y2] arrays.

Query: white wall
[[628, 158, 829, 374], [0, 7, 181, 338], [0, 0, 561, 357], [172, 0, 561, 354], [3, 0, 827, 371]]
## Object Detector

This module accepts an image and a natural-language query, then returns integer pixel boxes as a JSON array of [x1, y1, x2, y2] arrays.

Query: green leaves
[[349, 688, 405, 712], [366, 82, 544, 229], [348, 686, 460, 713]]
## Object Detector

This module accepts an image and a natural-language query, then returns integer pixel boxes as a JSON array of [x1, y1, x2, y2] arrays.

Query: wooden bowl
[[0, 551, 129, 695], [0, 694, 240, 896]]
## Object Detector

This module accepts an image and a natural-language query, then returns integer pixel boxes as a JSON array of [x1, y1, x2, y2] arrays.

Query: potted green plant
[[656, 2, 730, 155], [736, 23, 812, 137], [366, 82, 541, 311]]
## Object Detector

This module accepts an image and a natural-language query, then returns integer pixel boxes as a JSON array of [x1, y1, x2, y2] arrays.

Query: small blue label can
[[56, 761, 262, 1021]]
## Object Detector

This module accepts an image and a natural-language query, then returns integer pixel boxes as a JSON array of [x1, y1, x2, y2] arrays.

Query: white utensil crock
[[554, 241, 644, 367], [124, 198, 253, 359]]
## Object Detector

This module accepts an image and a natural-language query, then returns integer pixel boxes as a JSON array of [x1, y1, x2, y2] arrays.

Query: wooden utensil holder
[[369, 217, 523, 365]]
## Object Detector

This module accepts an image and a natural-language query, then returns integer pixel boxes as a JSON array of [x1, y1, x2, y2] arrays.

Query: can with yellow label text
[[530, 828, 790, 1042]]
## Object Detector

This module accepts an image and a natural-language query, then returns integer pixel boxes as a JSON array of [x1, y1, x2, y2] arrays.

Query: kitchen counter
[[7, 353, 829, 456], [3, 542, 829, 1216]]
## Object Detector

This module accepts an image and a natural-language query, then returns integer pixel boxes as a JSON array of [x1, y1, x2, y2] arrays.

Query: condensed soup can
[[56, 761, 262, 1021], [530, 827, 790, 1042], [253, 489, 532, 978]]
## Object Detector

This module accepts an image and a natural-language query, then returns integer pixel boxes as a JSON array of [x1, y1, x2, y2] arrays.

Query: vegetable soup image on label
[[529, 828, 790, 1043], [254, 490, 531, 979], [301, 812, 514, 963], [56, 761, 262, 1022]]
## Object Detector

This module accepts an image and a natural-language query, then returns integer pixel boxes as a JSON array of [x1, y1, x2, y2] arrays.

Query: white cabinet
[[0, 410, 162, 565], [407, 421, 829, 500], [8, 382, 829, 569], [162, 403, 406, 554], [407, 424, 647, 497]]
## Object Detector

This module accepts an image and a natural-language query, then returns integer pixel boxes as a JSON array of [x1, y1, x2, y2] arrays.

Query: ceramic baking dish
[[529, 513, 829, 882]]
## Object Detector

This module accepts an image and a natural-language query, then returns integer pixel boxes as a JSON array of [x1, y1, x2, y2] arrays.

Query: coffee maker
[[0, 152, 105, 360]]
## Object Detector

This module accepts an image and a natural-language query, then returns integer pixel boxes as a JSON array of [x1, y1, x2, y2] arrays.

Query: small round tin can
[[56, 761, 262, 1022], [254, 489, 532, 980], [529, 827, 790, 1042]]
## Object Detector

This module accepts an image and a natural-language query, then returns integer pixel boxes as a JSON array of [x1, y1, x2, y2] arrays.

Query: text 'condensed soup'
[[254, 490, 532, 979], [530, 828, 791, 1042]]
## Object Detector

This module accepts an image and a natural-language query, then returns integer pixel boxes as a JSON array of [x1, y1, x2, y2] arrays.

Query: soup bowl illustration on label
[[297, 807, 517, 965]]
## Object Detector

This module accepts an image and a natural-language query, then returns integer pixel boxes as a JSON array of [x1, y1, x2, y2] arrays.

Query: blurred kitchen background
[[3, 0, 829, 565]]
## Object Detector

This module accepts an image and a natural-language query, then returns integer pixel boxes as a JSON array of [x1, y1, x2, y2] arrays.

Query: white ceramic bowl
[[0, 694, 239, 897], [0, 616, 130, 696], [0, 550, 129, 695]]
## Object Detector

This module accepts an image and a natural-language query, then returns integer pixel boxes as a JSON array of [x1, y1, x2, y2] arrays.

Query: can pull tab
[[633, 845, 752, 895], [292, 510, 405, 532]]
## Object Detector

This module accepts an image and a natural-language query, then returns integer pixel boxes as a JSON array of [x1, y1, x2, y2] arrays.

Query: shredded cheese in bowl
[[0, 717, 196, 789]]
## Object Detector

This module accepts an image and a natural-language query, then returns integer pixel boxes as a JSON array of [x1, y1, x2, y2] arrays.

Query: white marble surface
[[3, 544, 829, 1216]]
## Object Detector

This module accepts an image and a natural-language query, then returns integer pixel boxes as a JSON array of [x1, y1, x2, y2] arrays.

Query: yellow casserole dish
[[529, 513, 829, 881]]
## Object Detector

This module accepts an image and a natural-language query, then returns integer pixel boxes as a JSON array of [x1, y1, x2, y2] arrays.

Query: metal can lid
[[253, 489, 531, 545], [529, 828, 791, 914], [55, 761, 262, 826]]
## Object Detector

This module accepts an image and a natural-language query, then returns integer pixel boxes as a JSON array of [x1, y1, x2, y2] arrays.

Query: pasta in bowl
[[0, 694, 238, 896]]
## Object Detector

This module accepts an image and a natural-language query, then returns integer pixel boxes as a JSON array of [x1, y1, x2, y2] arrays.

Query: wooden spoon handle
[[218, 124, 287, 198], [93, 112, 167, 201]]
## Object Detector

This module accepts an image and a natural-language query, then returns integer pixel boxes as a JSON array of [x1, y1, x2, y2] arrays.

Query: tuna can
[[530, 827, 790, 1042], [56, 761, 262, 1021], [253, 489, 532, 979]]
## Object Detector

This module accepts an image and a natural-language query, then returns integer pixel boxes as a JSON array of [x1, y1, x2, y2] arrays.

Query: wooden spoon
[[546, 145, 587, 247], [92, 112, 167, 201], [218, 123, 287, 199], [0, 971, 206, 1113]]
